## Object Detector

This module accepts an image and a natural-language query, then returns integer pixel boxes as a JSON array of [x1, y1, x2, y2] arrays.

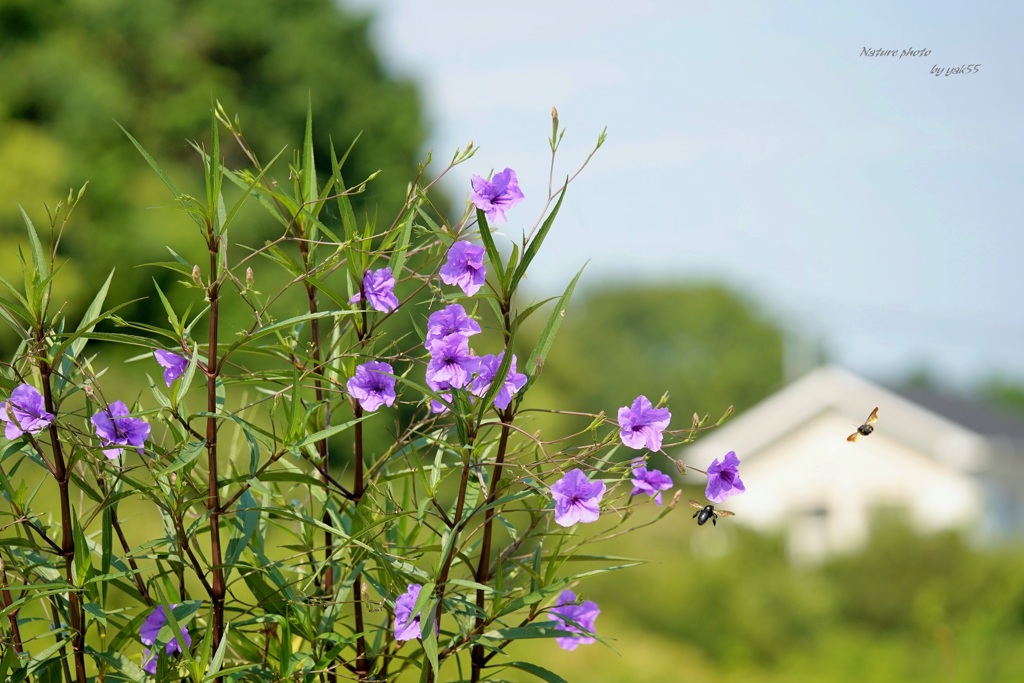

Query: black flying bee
[[847, 407, 879, 443], [689, 499, 735, 526]]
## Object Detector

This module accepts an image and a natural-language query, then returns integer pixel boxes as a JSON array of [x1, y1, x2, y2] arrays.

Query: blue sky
[[349, 0, 1024, 388]]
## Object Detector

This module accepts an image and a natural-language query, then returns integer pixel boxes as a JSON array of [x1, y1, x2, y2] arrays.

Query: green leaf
[[224, 490, 261, 582], [330, 141, 360, 243], [67, 270, 114, 362], [239, 563, 291, 617], [508, 184, 566, 294], [84, 646, 148, 682], [475, 335, 516, 421], [475, 208, 505, 288], [500, 660, 568, 683], [523, 265, 585, 391], [388, 202, 416, 279], [117, 122, 204, 229], [151, 279, 181, 332], [292, 415, 368, 450], [302, 97, 317, 211], [481, 623, 574, 642], [200, 620, 233, 683], [18, 205, 48, 296]]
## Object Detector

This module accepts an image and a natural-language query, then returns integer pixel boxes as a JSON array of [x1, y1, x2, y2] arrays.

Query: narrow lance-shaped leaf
[[18, 206, 49, 311], [116, 122, 204, 229], [508, 183, 566, 294], [523, 264, 585, 392], [475, 208, 505, 287]]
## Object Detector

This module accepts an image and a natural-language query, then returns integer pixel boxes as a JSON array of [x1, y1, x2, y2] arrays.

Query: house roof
[[682, 365, 993, 472], [893, 386, 1024, 440]]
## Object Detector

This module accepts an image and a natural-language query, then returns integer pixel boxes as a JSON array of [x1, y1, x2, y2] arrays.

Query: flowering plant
[[0, 105, 738, 682]]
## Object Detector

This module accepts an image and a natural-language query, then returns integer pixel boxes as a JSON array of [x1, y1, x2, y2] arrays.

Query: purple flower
[[630, 458, 674, 505], [350, 267, 399, 313], [617, 395, 671, 451], [140, 604, 191, 675], [470, 167, 524, 224], [705, 450, 746, 503], [426, 335, 479, 390], [550, 590, 599, 651], [429, 394, 453, 414], [91, 401, 150, 459], [439, 241, 486, 297], [470, 352, 527, 410], [425, 304, 481, 347], [1, 384, 55, 440], [347, 361, 397, 412], [425, 375, 454, 415], [153, 350, 188, 387], [550, 468, 605, 527], [394, 583, 432, 642]]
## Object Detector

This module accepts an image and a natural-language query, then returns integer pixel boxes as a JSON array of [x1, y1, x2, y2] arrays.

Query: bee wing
[[716, 510, 736, 518], [847, 431, 860, 442], [688, 499, 705, 510], [865, 407, 879, 426]]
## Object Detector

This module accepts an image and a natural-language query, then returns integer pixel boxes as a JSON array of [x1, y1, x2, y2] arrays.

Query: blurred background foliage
[[0, 0, 426, 349], [502, 509, 1024, 683], [2, 0, 1023, 680], [537, 282, 784, 417]]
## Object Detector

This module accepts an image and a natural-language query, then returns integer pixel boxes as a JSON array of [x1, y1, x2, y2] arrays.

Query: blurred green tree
[[978, 376, 1024, 417], [528, 283, 786, 425], [0, 0, 426, 343]]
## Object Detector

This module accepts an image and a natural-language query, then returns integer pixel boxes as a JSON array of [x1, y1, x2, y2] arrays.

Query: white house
[[682, 365, 1024, 562]]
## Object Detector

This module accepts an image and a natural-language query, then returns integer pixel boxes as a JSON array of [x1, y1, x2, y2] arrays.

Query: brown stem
[[0, 556, 23, 654], [352, 410, 369, 681], [425, 446, 476, 683], [46, 595, 73, 683], [470, 417, 513, 682], [109, 508, 151, 605], [39, 361, 86, 683], [295, 218, 343, 682], [205, 241, 227, 667]]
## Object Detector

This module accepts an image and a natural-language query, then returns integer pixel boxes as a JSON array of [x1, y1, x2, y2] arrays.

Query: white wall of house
[[683, 366, 993, 561], [717, 408, 983, 561]]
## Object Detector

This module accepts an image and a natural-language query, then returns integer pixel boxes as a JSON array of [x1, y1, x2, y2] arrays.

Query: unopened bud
[[191, 265, 202, 287], [245, 267, 254, 288]]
